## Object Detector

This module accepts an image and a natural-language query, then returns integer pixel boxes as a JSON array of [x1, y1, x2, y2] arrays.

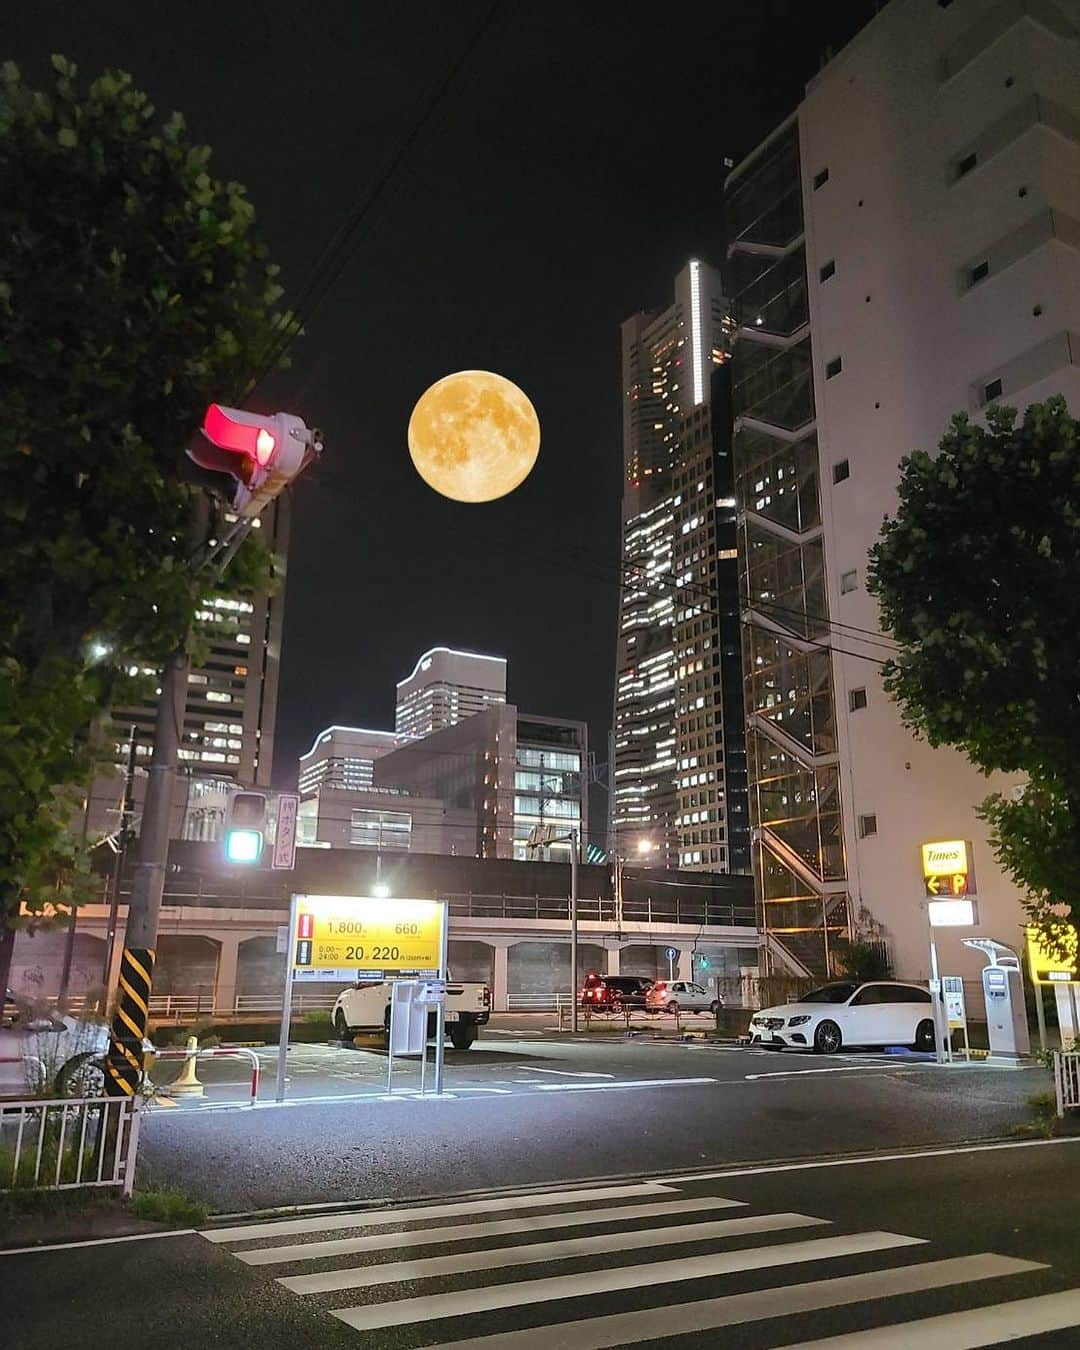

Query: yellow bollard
[[167, 1035, 206, 1098]]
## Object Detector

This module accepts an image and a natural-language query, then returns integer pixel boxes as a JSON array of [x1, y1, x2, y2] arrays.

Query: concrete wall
[[798, 0, 1080, 982]]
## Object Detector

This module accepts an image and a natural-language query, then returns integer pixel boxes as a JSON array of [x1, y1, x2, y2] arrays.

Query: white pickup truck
[[331, 980, 491, 1050]]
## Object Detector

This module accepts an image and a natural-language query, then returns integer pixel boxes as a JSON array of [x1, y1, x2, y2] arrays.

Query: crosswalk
[[201, 1175, 1080, 1346]]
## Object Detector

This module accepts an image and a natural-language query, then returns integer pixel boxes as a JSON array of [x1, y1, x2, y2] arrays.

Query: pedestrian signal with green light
[[225, 790, 268, 864]]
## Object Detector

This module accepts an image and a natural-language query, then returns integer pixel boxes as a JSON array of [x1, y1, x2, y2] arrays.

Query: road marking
[[1, 1228, 196, 1256], [485, 1029, 543, 1036], [203, 1181, 675, 1243], [532, 1076, 716, 1092], [518, 1066, 615, 1078], [330, 1231, 925, 1331], [235, 1195, 747, 1266], [413, 1253, 1042, 1350], [659, 1134, 1080, 1184], [745, 1066, 913, 1081], [773, 1286, 1080, 1348], [281, 1211, 827, 1293]]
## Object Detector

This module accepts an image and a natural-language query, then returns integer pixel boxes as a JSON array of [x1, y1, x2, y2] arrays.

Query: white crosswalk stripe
[[280, 1211, 828, 1294], [200, 1178, 1079, 1347], [330, 1232, 926, 1333], [233, 1193, 746, 1266]]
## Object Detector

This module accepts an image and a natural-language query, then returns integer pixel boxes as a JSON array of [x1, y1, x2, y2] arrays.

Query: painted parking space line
[[517, 1067, 615, 1078], [531, 1076, 717, 1093], [745, 1066, 916, 1082]]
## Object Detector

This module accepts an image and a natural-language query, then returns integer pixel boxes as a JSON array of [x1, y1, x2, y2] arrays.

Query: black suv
[[580, 974, 654, 1011]]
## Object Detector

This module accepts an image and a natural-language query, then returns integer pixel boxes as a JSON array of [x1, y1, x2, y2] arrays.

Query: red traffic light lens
[[203, 404, 277, 466]]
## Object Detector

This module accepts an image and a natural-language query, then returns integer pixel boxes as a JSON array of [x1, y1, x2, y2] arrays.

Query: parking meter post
[[275, 895, 298, 1103], [928, 930, 947, 1066]]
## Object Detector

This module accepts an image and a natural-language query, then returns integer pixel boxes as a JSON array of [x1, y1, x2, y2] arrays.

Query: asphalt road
[[136, 1033, 1047, 1210], [6, 1138, 1080, 1348]]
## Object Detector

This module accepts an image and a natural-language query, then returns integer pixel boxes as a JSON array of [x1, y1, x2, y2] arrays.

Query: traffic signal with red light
[[186, 404, 318, 517], [224, 790, 268, 864]]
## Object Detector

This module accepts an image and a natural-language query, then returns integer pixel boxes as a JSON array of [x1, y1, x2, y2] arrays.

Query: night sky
[[11, 1, 879, 829]]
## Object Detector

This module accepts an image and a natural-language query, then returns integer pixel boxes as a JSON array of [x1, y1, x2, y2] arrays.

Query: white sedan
[[645, 980, 721, 1014], [748, 980, 936, 1054]]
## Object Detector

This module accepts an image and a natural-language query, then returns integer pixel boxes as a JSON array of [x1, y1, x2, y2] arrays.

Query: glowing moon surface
[[408, 370, 540, 503]]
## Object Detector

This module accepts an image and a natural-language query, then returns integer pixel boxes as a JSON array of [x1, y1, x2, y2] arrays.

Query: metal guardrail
[[1053, 1049, 1080, 1116], [0, 1095, 139, 1194], [444, 894, 755, 927], [152, 1046, 261, 1105], [146, 991, 338, 1020]]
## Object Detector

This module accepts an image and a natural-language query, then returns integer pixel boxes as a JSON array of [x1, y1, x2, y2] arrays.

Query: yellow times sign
[[1026, 925, 1078, 986], [292, 895, 445, 980], [921, 840, 970, 877]]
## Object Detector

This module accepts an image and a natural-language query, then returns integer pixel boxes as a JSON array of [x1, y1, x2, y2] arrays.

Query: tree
[[0, 56, 287, 993], [867, 397, 1080, 947]]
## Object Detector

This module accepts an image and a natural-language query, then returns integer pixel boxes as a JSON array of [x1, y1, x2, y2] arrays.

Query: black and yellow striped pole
[[104, 946, 155, 1097]]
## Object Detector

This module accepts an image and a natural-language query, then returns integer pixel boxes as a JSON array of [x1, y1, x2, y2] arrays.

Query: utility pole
[[570, 826, 579, 1034], [103, 405, 321, 1099], [101, 726, 138, 991]]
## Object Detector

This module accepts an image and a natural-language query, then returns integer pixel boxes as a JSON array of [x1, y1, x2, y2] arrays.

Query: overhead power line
[[238, 1, 502, 401]]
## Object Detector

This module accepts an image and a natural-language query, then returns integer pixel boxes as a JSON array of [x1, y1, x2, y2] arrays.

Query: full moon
[[408, 370, 540, 503]]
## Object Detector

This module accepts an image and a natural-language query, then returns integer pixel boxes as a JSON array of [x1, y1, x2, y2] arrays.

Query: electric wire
[[238, 1, 502, 401]]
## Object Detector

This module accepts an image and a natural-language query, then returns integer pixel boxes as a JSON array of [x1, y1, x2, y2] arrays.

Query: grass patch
[[1008, 1090, 1060, 1140], [127, 1186, 208, 1226]]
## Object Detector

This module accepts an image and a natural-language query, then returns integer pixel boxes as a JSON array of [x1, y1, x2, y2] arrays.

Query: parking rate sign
[[291, 895, 445, 982]]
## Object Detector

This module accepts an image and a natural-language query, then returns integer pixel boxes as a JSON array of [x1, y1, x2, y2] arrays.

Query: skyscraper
[[91, 499, 290, 839], [725, 0, 1080, 981], [613, 260, 748, 871], [395, 646, 507, 740]]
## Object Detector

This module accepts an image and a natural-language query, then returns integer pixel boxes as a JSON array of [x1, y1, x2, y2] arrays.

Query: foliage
[[834, 939, 893, 983], [303, 1008, 333, 1026], [868, 398, 1080, 937], [0, 56, 288, 953], [1008, 1091, 1060, 1140], [127, 1185, 208, 1225]]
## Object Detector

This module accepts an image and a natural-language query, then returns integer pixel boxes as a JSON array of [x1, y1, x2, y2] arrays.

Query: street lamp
[[527, 824, 581, 1031]]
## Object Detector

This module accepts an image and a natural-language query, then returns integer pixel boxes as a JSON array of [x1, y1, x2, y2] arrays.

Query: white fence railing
[[0, 1096, 140, 1195], [506, 993, 574, 1011], [1053, 1050, 1080, 1116], [145, 990, 339, 1020]]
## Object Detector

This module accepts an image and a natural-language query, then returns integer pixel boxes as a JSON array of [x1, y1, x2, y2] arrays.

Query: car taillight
[[482, 987, 490, 1008]]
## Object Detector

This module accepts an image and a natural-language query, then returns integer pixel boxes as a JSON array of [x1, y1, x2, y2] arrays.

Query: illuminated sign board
[[1026, 925, 1078, 987], [928, 899, 978, 928], [921, 839, 975, 898], [291, 895, 446, 983]]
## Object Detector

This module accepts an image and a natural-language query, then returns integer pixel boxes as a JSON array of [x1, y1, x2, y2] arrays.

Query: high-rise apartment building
[[613, 260, 748, 872], [725, 0, 1080, 980], [395, 646, 507, 740]]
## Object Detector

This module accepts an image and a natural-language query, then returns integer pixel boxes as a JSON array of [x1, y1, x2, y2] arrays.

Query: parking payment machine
[[963, 938, 1030, 1062]]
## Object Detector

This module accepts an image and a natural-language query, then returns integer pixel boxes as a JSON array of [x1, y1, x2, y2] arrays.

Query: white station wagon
[[748, 980, 936, 1054]]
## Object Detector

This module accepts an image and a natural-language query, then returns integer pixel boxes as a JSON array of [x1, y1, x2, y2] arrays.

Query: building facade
[[725, 0, 1080, 980], [613, 259, 749, 874], [88, 499, 290, 841], [394, 646, 507, 739], [375, 704, 588, 862], [297, 785, 446, 854], [298, 725, 402, 796]]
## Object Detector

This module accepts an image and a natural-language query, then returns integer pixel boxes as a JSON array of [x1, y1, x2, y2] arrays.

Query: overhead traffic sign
[[290, 894, 446, 982], [1026, 925, 1078, 986]]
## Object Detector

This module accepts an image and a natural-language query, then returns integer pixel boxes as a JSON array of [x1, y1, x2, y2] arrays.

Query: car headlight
[[788, 1015, 811, 1027]]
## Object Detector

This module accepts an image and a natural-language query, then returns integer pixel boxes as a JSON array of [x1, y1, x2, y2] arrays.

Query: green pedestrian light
[[224, 791, 268, 865]]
